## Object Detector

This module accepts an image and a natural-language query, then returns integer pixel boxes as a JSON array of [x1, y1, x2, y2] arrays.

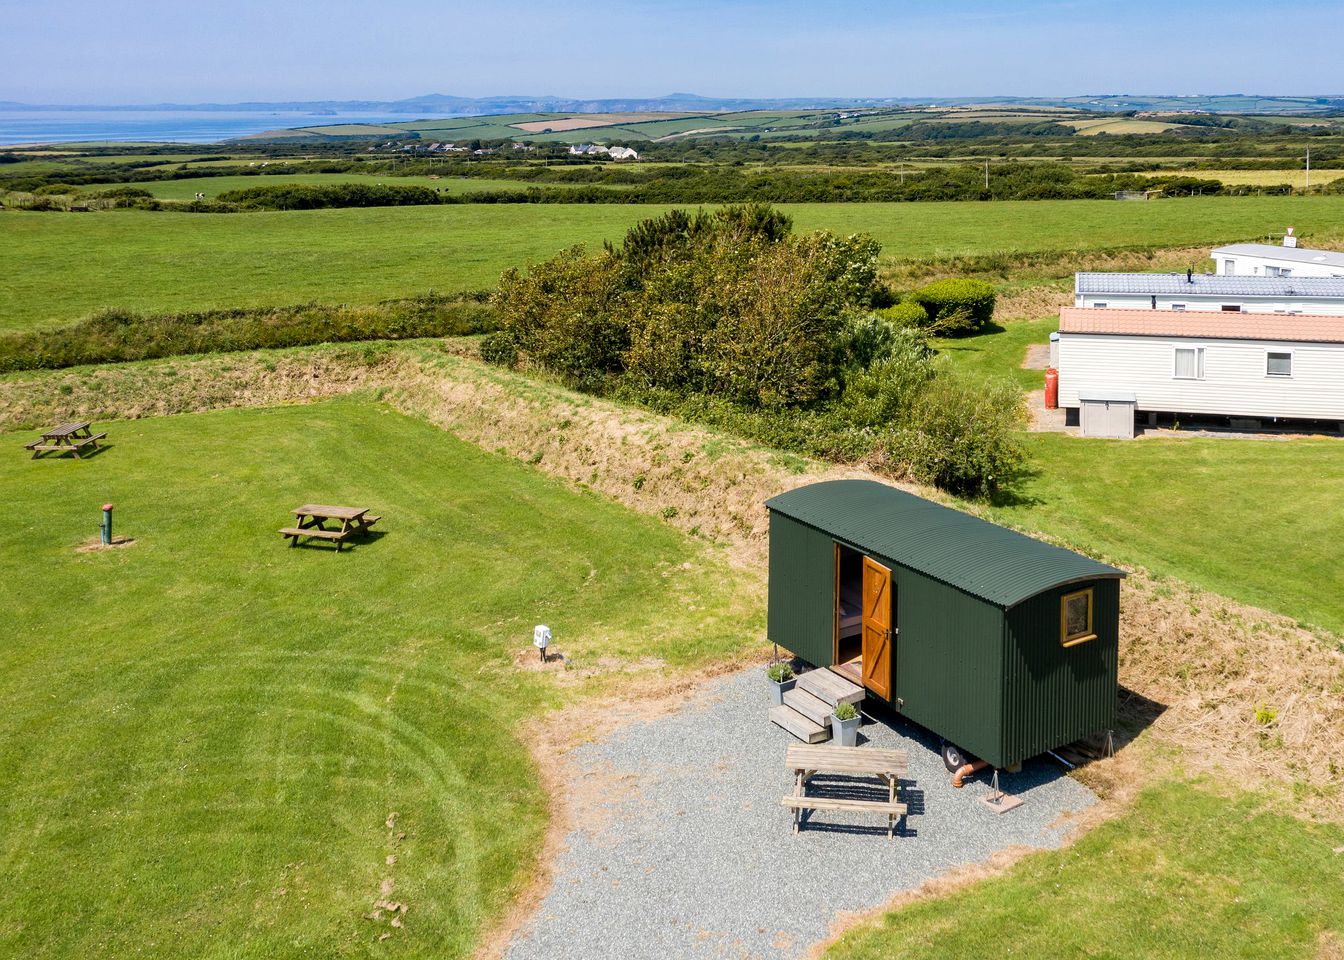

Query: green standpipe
[[101, 503, 113, 546]]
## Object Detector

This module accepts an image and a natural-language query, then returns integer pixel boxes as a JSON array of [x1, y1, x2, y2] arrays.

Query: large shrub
[[907, 278, 997, 335], [889, 372, 1025, 496], [492, 245, 627, 382], [493, 204, 880, 408]]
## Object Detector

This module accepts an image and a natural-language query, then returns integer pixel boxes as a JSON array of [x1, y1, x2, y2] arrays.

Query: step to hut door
[[861, 557, 893, 700]]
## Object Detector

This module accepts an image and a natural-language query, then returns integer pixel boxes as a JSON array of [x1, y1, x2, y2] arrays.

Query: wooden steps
[[782, 687, 833, 727], [795, 668, 865, 709], [770, 667, 866, 744], [769, 705, 829, 743]]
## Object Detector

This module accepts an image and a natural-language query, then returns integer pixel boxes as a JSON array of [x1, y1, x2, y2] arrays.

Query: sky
[[2, 0, 1342, 104]]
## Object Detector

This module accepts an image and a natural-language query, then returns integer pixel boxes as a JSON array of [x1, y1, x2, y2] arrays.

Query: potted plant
[[831, 700, 861, 747], [766, 662, 795, 705]]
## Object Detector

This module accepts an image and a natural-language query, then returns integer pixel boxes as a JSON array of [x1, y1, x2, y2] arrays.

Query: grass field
[[5, 195, 1344, 331], [993, 431, 1344, 634], [829, 782, 1344, 959], [77, 173, 545, 200], [0, 398, 755, 958]]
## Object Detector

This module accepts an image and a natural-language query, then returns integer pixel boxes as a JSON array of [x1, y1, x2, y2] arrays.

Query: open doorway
[[835, 544, 864, 681]]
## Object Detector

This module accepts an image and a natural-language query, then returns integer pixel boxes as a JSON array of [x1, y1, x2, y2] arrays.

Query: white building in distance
[[1210, 241, 1344, 278]]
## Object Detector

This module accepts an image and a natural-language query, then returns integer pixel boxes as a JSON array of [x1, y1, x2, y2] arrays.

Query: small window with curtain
[[1266, 351, 1293, 377], [1060, 588, 1095, 647], [1173, 346, 1205, 380]]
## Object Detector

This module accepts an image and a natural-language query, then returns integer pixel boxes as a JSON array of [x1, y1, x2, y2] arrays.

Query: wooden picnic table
[[782, 743, 909, 838], [24, 421, 106, 459], [280, 504, 381, 552]]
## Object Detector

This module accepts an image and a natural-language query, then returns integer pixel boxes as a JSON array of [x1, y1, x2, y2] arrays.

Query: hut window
[[1060, 589, 1096, 647]]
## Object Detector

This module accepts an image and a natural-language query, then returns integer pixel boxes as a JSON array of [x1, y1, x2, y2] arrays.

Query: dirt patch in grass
[[75, 535, 136, 552]]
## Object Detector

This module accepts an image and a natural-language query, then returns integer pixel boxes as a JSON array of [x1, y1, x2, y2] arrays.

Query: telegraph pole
[[1305, 143, 1311, 191], [984, 159, 989, 192]]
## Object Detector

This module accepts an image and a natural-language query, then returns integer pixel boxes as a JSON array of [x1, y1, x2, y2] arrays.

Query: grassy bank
[[5, 195, 1343, 331], [0, 398, 758, 958], [828, 781, 1344, 959]]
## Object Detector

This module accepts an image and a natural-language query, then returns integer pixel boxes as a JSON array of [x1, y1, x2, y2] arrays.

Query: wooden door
[[861, 556, 893, 700]]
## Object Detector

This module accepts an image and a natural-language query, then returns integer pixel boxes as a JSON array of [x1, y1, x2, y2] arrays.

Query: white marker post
[[533, 624, 551, 663]]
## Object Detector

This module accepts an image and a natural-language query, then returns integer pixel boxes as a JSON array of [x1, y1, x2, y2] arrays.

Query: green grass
[[5, 195, 1344, 331], [932, 318, 1057, 390], [991, 432, 1344, 633], [77, 173, 542, 200], [0, 398, 756, 958], [829, 781, 1344, 959]]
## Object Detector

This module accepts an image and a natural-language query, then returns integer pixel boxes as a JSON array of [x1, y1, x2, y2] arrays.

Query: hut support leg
[[1105, 729, 1115, 758]]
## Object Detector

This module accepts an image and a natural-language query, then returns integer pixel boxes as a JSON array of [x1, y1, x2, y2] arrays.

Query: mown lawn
[[4, 195, 1343, 331], [829, 782, 1344, 959], [932, 317, 1057, 391], [992, 432, 1344, 634], [0, 398, 757, 958]]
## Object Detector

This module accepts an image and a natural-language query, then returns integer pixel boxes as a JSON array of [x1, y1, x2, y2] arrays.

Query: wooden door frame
[[832, 541, 841, 665]]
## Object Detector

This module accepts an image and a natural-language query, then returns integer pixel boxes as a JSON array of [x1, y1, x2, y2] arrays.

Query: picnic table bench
[[782, 743, 909, 838], [24, 422, 106, 459], [280, 504, 380, 552]]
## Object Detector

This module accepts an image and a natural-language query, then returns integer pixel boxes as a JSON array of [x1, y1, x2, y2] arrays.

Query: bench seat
[[781, 795, 907, 838], [279, 527, 348, 540]]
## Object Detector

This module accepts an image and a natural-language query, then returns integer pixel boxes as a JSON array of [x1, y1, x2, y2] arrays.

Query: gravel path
[[507, 667, 1095, 960]]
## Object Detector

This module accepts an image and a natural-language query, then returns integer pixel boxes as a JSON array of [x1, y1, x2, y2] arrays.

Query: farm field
[[6, 194, 1344, 331], [77, 172, 548, 200], [1156, 168, 1341, 187], [0, 397, 756, 958], [829, 781, 1344, 959]]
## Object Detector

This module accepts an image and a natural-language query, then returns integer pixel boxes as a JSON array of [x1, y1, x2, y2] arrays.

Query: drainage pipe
[[951, 759, 990, 788]]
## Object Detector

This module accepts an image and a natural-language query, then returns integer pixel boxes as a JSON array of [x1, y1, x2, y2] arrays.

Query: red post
[[1044, 368, 1059, 410]]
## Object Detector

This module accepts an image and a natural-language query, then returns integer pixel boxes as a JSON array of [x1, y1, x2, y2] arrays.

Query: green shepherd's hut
[[765, 480, 1125, 771]]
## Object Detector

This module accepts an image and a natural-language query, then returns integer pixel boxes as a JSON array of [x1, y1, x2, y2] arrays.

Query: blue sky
[[2, 0, 1341, 104]]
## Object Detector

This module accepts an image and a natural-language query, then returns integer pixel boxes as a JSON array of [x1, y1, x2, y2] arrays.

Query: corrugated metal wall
[[892, 566, 1005, 767], [1000, 578, 1119, 768], [766, 513, 835, 667]]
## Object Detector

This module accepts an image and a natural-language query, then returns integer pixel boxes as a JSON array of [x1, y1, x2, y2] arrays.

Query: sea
[[0, 109, 424, 146]]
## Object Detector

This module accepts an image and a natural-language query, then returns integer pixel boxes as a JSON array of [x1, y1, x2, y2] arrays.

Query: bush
[[32, 183, 80, 196], [876, 300, 930, 328], [889, 372, 1025, 497], [494, 205, 880, 408], [833, 701, 858, 721], [216, 182, 445, 210], [766, 662, 794, 683], [478, 331, 519, 367], [906, 278, 997, 335]]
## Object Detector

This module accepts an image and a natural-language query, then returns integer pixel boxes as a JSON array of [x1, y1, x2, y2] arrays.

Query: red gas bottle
[[1044, 368, 1059, 409]]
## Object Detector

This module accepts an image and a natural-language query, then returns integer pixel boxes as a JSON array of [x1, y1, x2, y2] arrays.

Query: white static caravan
[[1211, 243, 1344, 279], [1056, 307, 1344, 434], [1073, 273, 1344, 316]]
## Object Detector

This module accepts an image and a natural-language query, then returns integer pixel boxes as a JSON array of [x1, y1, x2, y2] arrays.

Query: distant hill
[[4, 92, 1343, 116]]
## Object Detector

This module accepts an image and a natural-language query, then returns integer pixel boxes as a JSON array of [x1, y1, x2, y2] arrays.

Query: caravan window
[[1174, 347, 1205, 380], [1266, 351, 1293, 377]]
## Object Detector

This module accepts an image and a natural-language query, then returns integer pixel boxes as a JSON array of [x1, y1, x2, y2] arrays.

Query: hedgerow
[[0, 293, 495, 373]]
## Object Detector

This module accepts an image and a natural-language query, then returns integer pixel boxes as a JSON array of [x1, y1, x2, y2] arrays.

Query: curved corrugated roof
[[765, 480, 1124, 609]]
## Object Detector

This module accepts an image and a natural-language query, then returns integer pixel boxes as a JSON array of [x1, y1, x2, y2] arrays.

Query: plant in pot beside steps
[[831, 700, 861, 747], [766, 662, 795, 705]]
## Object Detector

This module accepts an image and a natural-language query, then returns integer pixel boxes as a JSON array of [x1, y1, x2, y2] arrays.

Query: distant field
[[5, 195, 1344, 331], [76, 173, 542, 200], [1156, 168, 1340, 186], [1067, 118, 1186, 135]]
